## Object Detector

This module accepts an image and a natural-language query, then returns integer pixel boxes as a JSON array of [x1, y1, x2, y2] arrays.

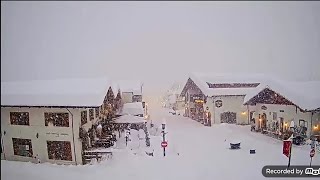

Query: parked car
[[169, 109, 176, 115], [169, 109, 181, 115]]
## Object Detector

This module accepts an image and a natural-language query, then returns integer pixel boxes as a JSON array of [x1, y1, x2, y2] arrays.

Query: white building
[[180, 73, 320, 138], [180, 73, 271, 125], [1, 78, 121, 165], [244, 80, 320, 137], [117, 80, 143, 103]]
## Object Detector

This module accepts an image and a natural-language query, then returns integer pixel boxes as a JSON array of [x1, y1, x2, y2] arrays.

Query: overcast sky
[[1, 1, 320, 96]]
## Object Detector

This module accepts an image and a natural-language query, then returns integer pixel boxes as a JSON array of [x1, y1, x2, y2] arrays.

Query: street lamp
[[162, 120, 167, 157]]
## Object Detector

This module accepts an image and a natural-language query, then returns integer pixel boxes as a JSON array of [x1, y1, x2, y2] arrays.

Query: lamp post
[[162, 121, 166, 157]]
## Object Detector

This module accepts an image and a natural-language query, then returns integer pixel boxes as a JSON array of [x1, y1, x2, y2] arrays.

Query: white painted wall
[[210, 96, 249, 125], [1, 107, 84, 165], [248, 103, 319, 137]]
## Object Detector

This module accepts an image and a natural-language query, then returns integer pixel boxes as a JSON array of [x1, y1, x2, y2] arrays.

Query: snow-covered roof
[[120, 102, 144, 116], [114, 115, 145, 124], [244, 80, 320, 111], [1, 77, 113, 107], [117, 80, 142, 95], [185, 72, 274, 97]]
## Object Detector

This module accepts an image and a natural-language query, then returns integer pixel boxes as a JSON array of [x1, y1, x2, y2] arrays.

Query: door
[[220, 112, 237, 124]]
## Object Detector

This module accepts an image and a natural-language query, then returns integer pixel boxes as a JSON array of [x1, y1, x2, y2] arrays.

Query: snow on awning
[[120, 102, 144, 116], [114, 115, 145, 124], [1, 77, 114, 107]]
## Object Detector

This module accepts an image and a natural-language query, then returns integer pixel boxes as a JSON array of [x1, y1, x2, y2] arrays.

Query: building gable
[[180, 78, 204, 97], [244, 88, 301, 108]]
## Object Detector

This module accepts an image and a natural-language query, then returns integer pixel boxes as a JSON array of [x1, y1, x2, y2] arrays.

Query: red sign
[[283, 140, 292, 158], [310, 149, 315, 158], [161, 141, 168, 148]]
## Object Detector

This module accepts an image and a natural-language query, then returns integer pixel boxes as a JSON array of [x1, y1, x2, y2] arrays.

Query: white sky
[[1, 1, 320, 96]]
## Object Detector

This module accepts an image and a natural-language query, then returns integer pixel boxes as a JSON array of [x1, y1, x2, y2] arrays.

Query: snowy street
[[1, 105, 319, 180]]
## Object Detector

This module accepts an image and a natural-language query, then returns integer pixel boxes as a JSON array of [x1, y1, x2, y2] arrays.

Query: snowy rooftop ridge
[[243, 80, 320, 111], [1, 77, 114, 107], [188, 72, 276, 96]]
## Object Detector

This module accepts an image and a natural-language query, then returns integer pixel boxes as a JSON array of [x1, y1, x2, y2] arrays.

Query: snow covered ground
[[1, 105, 319, 180]]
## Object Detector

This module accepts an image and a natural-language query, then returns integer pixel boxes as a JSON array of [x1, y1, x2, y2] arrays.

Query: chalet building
[[117, 80, 143, 103], [243, 81, 320, 138], [1, 78, 121, 165], [180, 73, 273, 126]]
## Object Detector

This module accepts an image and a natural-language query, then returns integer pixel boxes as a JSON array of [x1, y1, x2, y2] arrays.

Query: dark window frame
[[95, 107, 99, 118], [81, 111, 88, 125], [273, 112, 277, 121], [12, 138, 33, 157], [89, 109, 94, 121], [44, 112, 69, 127], [47, 141, 72, 161], [10, 112, 30, 126]]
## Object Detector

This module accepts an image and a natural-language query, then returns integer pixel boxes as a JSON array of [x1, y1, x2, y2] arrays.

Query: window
[[220, 112, 237, 124], [89, 109, 94, 121], [273, 112, 277, 121], [95, 107, 99, 118], [44, 113, 69, 127], [47, 141, 72, 161], [81, 111, 87, 125], [12, 138, 33, 157], [299, 120, 306, 127], [10, 112, 29, 125], [1, 133, 3, 154]]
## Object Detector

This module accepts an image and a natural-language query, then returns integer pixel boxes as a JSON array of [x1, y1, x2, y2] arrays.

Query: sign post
[[310, 148, 315, 167], [161, 141, 168, 148]]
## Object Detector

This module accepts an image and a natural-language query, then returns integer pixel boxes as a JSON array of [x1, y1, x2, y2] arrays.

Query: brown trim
[[212, 95, 245, 97], [207, 83, 260, 89]]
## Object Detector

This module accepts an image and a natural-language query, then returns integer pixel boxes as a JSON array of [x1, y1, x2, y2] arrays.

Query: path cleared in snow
[[1, 105, 319, 180]]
